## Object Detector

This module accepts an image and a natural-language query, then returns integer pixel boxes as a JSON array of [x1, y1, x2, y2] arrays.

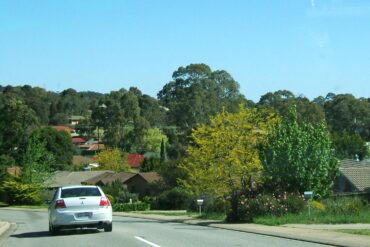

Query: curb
[[0, 222, 11, 237]]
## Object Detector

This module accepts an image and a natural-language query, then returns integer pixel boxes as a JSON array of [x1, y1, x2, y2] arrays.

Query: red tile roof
[[126, 153, 144, 168], [72, 137, 86, 143]]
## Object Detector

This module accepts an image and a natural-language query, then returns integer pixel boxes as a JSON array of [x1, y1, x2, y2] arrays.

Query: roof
[[140, 172, 161, 183], [72, 137, 86, 143], [72, 155, 96, 165], [84, 171, 161, 185], [7, 166, 21, 177], [52, 125, 74, 132], [126, 153, 144, 168], [339, 159, 370, 192], [79, 143, 105, 151], [69, 115, 85, 121], [45, 170, 114, 188]]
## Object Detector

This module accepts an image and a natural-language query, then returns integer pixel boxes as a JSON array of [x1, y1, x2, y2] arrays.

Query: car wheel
[[104, 223, 112, 232], [49, 224, 59, 235]]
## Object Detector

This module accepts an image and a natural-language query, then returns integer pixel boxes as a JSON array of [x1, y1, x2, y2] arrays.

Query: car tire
[[49, 224, 59, 235], [104, 222, 112, 232]]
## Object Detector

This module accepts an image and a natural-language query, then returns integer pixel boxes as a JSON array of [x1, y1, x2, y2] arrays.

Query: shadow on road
[[11, 229, 100, 238]]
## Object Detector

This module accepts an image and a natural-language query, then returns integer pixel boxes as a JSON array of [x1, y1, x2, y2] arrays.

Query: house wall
[[125, 176, 151, 198]]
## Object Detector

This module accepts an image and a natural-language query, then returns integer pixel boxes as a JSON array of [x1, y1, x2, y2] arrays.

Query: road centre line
[[135, 236, 161, 247]]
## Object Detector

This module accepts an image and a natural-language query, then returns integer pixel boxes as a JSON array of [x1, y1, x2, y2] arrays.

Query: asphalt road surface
[[0, 209, 332, 247]]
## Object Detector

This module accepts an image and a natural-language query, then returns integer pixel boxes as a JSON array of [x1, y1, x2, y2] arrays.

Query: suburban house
[[68, 115, 85, 126], [45, 170, 114, 188], [72, 137, 86, 145], [52, 125, 78, 137], [45, 170, 161, 198], [334, 158, 370, 198], [84, 171, 161, 198]]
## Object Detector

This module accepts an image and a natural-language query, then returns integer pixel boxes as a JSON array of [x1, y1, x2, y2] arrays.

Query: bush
[[113, 202, 150, 212], [323, 197, 366, 215], [0, 178, 42, 205], [311, 200, 326, 211], [106, 194, 115, 205], [154, 187, 192, 210], [229, 192, 306, 222]]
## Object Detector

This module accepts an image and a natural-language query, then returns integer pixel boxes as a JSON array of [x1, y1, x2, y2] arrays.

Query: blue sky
[[1, 0, 369, 102]]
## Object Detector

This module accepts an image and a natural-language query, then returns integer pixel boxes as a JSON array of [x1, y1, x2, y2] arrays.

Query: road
[[0, 209, 331, 247]]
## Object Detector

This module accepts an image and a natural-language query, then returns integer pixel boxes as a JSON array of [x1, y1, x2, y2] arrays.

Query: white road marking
[[135, 236, 161, 247]]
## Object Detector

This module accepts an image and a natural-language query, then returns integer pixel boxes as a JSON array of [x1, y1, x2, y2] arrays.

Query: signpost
[[304, 191, 313, 218], [196, 199, 204, 215]]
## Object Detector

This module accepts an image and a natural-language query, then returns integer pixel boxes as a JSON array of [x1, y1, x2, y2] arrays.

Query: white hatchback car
[[48, 185, 112, 234]]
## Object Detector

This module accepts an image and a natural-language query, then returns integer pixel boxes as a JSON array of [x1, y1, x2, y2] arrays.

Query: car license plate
[[76, 212, 92, 218]]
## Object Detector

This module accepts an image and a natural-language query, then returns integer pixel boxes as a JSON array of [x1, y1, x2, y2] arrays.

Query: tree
[[258, 90, 325, 124], [32, 127, 74, 170], [324, 94, 370, 140], [21, 133, 55, 185], [179, 105, 278, 216], [158, 64, 246, 135], [142, 128, 168, 153], [0, 95, 38, 163], [331, 132, 368, 160], [96, 148, 130, 172], [261, 106, 338, 198]]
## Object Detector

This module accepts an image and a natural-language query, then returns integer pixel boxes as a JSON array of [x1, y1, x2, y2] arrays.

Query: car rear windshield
[[61, 187, 101, 198]]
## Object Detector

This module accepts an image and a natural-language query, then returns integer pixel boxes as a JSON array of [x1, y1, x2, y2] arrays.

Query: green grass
[[139, 210, 189, 216], [131, 210, 226, 220], [197, 212, 226, 221], [254, 208, 370, 226], [336, 229, 370, 236]]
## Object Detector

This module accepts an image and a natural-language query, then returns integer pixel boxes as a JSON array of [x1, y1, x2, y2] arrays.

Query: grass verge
[[336, 229, 370, 236], [254, 209, 370, 226]]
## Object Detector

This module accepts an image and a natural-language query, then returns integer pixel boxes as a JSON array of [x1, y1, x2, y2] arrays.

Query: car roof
[[60, 185, 99, 189]]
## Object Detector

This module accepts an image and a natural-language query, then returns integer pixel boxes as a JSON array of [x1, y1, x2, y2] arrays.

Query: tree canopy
[[261, 107, 339, 198], [158, 64, 246, 135], [179, 105, 278, 199]]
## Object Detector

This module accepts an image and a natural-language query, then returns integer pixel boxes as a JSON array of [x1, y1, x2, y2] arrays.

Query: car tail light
[[55, 199, 66, 209], [99, 197, 110, 207]]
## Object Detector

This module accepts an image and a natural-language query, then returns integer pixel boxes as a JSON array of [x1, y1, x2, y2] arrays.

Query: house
[[84, 171, 161, 198], [334, 159, 370, 198], [45, 170, 114, 188], [52, 125, 78, 137], [72, 137, 86, 145], [7, 166, 21, 177], [45, 170, 161, 198], [68, 115, 85, 126]]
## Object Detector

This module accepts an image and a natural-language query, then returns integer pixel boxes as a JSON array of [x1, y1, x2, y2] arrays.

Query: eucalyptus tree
[[158, 64, 246, 136]]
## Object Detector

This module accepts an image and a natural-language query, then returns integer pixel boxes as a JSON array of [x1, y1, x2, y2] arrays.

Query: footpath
[[0, 208, 370, 247]]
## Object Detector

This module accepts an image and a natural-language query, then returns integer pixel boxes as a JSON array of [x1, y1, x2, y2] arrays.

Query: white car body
[[48, 185, 112, 234]]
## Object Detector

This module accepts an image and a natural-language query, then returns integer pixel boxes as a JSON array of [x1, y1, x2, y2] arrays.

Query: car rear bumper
[[50, 207, 112, 227]]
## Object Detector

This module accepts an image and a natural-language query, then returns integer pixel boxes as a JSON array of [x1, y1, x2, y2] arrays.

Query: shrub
[[113, 202, 150, 212], [0, 178, 42, 205], [106, 194, 115, 205], [323, 197, 366, 215], [285, 193, 306, 213], [155, 187, 192, 210], [229, 192, 305, 222], [311, 200, 326, 211]]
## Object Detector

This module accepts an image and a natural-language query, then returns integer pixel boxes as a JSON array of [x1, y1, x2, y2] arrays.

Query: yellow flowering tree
[[179, 105, 278, 219], [96, 148, 130, 172]]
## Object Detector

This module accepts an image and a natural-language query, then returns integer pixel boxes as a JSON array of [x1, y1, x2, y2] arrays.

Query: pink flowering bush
[[235, 192, 306, 222]]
